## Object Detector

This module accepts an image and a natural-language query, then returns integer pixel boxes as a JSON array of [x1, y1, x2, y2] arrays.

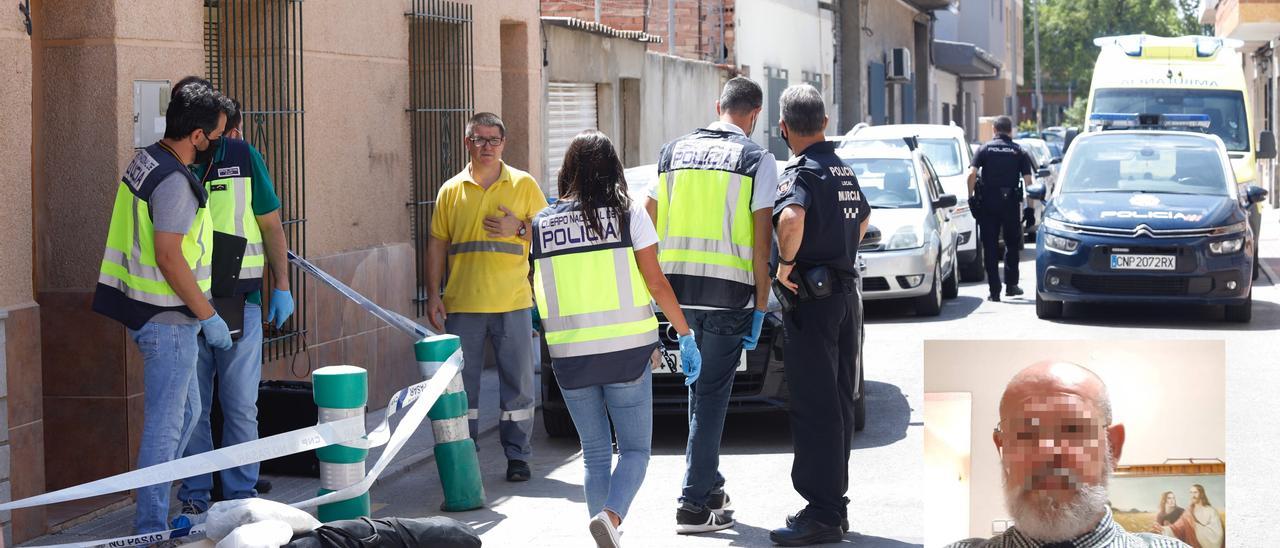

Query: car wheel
[[942, 253, 959, 300], [960, 243, 985, 282], [914, 264, 943, 316], [542, 407, 577, 438], [1035, 292, 1063, 319], [1225, 291, 1252, 323]]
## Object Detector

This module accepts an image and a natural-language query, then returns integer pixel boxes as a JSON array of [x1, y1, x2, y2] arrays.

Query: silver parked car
[[1015, 137, 1059, 238], [835, 144, 960, 316], [841, 123, 984, 282]]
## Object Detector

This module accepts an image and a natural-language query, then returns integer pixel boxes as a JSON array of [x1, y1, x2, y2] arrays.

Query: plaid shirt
[[946, 508, 1192, 548]]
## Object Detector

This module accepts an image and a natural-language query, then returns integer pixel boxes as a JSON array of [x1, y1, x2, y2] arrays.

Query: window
[[1059, 135, 1231, 197], [407, 0, 475, 316], [205, 0, 307, 360], [1092, 88, 1250, 152]]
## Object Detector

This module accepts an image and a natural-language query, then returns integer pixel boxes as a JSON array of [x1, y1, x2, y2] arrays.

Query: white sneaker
[[589, 512, 623, 548]]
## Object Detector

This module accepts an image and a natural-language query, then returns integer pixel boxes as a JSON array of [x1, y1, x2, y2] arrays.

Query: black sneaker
[[1005, 285, 1024, 297], [770, 512, 844, 546], [785, 508, 849, 534], [987, 293, 1001, 302], [506, 459, 531, 482], [707, 489, 733, 516], [254, 479, 273, 494], [676, 502, 735, 534]]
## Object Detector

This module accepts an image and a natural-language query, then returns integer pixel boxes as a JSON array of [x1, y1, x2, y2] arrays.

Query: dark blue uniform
[[971, 135, 1033, 295], [772, 141, 869, 529]]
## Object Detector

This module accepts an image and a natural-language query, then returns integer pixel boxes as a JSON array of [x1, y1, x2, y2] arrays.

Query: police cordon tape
[[10, 252, 462, 548], [14, 350, 461, 548]]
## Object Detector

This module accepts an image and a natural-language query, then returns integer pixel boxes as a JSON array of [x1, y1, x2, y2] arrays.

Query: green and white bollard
[[416, 334, 485, 511], [313, 365, 372, 522]]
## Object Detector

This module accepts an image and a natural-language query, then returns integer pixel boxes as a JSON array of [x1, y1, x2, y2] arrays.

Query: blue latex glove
[[265, 288, 295, 329], [742, 309, 767, 351], [200, 313, 233, 350], [679, 330, 701, 387]]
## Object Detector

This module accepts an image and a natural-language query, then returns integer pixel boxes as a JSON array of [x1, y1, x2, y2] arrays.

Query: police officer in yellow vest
[[176, 92, 295, 519], [91, 80, 235, 534], [644, 76, 778, 534], [532, 130, 700, 548]]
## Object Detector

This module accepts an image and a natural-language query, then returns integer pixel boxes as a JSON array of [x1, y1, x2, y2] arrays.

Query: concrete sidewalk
[[22, 362, 536, 546]]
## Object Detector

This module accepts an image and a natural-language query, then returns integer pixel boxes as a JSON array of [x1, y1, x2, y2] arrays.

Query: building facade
[[1210, 0, 1280, 202], [5, 0, 543, 542]]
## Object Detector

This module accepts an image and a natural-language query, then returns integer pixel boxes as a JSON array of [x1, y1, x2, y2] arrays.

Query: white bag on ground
[[205, 498, 322, 541], [215, 519, 294, 548]]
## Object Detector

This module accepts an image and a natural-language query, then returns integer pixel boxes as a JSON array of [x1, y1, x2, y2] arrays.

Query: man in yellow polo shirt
[[427, 112, 548, 482]]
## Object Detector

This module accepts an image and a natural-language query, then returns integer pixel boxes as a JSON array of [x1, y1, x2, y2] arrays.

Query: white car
[[1015, 137, 1059, 238], [841, 124, 984, 282], [835, 144, 960, 316]]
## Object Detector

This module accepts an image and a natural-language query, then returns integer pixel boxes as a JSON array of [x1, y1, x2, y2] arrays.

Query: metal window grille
[[407, 0, 474, 316], [204, 0, 308, 360]]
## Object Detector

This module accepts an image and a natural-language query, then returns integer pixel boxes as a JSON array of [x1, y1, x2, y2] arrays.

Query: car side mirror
[[1050, 157, 1062, 165], [861, 226, 882, 248], [1245, 185, 1269, 204], [1037, 167, 1051, 178], [1258, 131, 1277, 160], [1026, 184, 1047, 200], [934, 194, 958, 209]]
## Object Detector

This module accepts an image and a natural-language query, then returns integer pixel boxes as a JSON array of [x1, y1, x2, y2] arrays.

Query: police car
[[537, 163, 867, 437], [1032, 113, 1267, 322]]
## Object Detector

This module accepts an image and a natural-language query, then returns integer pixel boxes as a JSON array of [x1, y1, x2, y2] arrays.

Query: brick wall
[[541, 0, 735, 64]]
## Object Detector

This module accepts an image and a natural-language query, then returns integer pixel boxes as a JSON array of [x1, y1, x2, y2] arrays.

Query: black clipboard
[[211, 231, 248, 340]]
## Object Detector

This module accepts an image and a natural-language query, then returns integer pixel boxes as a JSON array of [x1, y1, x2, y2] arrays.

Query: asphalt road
[[366, 211, 1280, 547], [23, 211, 1280, 548]]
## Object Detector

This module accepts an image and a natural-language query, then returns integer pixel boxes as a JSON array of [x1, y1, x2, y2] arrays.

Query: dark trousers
[[781, 290, 858, 527], [978, 200, 1022, 294]]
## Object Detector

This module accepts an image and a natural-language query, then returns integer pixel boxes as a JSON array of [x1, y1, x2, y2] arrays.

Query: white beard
[[1002, 453, 1113, 542]]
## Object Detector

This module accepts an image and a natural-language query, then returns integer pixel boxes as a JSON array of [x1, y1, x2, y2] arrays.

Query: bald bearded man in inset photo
[[946, 362, 1191, 548]]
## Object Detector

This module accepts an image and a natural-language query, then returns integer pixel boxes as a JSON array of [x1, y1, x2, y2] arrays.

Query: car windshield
[[1058, 135, 1230, 196], [1091, 88, 1249, 152], [841, 158, 922, 208], [843, 138, 964, 177], [1016, 140, 1049, 167]]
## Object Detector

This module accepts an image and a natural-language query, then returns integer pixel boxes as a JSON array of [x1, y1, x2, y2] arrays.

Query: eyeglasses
[[994, 419, 1106, 449], [467, 136, 505, 148]]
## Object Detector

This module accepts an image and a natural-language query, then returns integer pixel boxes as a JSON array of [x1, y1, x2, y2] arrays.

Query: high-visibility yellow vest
[[531, 201, 658, 388], [93, 143, 213, 330], [203, 138, 265, 292], [655, 128, 767, 309]]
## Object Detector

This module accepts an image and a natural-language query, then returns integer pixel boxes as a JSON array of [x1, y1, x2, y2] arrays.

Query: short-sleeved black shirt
[[773, 141, 870, 276], [971, 135, 1033, 194]]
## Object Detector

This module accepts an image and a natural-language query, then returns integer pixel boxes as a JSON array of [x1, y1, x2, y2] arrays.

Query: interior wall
[[924, 339, 1226, 539]]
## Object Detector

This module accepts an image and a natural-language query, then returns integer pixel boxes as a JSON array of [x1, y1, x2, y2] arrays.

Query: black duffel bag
[[285, 517, 481, 548]]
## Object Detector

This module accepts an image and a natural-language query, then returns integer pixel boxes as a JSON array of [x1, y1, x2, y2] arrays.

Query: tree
[[1023, 0, 1200, 96]]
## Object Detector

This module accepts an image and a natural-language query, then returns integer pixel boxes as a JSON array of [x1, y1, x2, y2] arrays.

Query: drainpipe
[[669, 0, 676, 55]]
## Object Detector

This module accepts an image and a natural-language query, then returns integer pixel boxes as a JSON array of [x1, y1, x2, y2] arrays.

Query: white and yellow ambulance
[[1086, 34, 1276, 278]]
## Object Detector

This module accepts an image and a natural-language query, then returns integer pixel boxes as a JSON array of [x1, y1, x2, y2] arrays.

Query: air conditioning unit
[[888, 47, 912, 82]]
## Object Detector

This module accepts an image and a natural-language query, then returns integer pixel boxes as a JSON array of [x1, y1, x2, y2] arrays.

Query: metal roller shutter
[[547, 82, 598, 190]]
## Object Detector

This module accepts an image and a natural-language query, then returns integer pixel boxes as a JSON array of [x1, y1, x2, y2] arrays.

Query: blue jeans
[[178, 303, 263, 509], [680, 308, 752, 508], [558, 366, 652, 520], [130, 321, 202, 533]]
